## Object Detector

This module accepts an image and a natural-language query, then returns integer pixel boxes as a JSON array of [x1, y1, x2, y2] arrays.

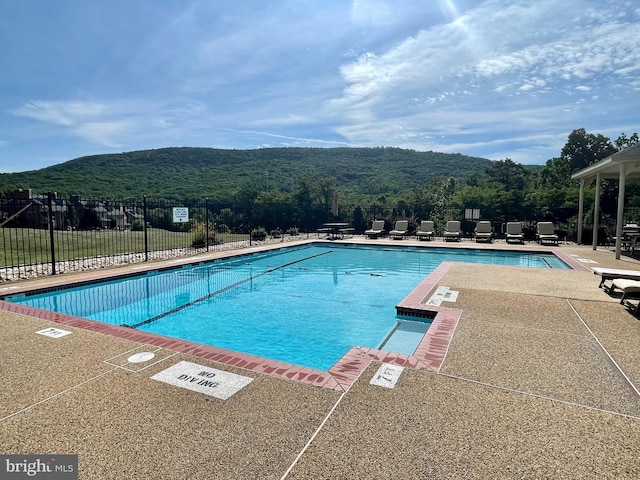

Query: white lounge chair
[[443, 220, 461, 242], [474, 221, 492, 243], [506, 222, 525, 244], [364, 220, 385, 238], [389, 220, 409, 239], [608, 278, 640, 314], [416, 220, 434, 241], [536, 222, 559, 245], [593, 267, 640, 289]]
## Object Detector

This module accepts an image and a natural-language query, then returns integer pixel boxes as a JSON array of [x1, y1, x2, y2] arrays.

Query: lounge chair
[[592, 267, 640, 289], [389, 220, 409, 239], [364, 220, 385, 238], [620, 224, 640, 253], [609, 224, 640, 251], [443, 220, 461, 242], [607, 278, 640, 314], [416, 220, 435, 241], [506, 222, 524, 244], [600, 226, 614, 247], [536, 222, 559, 245], [474, 221, 492, 243]]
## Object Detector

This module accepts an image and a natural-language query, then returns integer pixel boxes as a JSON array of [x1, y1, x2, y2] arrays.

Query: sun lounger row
[[365, 219, 412, 239], [365, 219, 465, 241], [361, 220, 561, 242]]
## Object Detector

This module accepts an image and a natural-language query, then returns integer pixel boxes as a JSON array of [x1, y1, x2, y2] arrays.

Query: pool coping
[[0, 244, 583, 392], [0, 282, 460, 392]]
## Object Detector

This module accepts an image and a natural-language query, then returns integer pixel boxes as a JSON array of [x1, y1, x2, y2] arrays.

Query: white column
[[577, 178, 585, 244], [592, 174, 601, 250], [615, 164, 627, 260]]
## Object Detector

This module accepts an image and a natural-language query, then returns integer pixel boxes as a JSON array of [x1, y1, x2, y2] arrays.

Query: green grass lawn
[[0, 228, 249, 267]]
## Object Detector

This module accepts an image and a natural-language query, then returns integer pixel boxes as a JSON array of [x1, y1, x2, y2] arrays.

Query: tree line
[[1, 129, 638, 237], [383, 128, 639, 231]]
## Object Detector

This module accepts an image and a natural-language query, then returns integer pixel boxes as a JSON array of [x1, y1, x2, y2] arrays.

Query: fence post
[[205, 198, 210, 252], [280, 202, 284, 242], [249, 199, 252, 246], [47, 192, 57, 275], [143, 195, 148, 261]]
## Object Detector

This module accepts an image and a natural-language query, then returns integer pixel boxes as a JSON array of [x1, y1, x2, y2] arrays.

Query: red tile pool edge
[[0, 294, 458, 392], [552, 249, 592, 271]]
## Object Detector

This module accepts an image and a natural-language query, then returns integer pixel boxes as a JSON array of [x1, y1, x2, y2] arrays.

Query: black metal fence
[[0, 191, 586, 281]]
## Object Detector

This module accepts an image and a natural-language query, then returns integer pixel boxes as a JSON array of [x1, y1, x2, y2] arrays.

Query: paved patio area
[[1, 239, 639, 479]]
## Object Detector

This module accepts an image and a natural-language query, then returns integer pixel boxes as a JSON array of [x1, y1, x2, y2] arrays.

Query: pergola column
[[615, 164, 627, 260], [592, 174, 601, 250], [577, 178, 585, 245]]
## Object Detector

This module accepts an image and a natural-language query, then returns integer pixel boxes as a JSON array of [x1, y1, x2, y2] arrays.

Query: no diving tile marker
[[36, 327, 72, 338], [370, 363, 404, 389], [151, 360, 253, 400]]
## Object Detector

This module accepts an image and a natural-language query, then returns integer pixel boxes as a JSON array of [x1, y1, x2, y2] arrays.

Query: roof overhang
[[571, 143, 640, 184]]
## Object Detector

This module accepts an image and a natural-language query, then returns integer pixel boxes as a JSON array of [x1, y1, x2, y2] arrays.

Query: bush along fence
[[0, 190, 580, 281]]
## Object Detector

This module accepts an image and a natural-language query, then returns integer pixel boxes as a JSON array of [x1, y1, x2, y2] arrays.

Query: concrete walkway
[[1, 240, 639, 479]]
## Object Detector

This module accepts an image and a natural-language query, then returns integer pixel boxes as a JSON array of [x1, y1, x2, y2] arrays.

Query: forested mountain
[[0, 147, 492, 201], [1, 129, 636, 233]]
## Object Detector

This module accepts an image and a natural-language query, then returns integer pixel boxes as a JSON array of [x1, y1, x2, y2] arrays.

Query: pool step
[[379, 320, 431, 355]]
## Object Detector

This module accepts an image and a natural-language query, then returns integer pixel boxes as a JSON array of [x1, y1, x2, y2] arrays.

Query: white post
[[577, 178, 585, 245], [592, 174, 601, 250], [615, 164, 627, 260]]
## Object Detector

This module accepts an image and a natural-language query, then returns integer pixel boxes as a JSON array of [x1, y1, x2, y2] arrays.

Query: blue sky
[[1, 0, 638, 172]]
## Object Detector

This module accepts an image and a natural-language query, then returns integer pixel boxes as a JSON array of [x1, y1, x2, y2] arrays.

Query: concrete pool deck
[[1, 238, 640, 478]]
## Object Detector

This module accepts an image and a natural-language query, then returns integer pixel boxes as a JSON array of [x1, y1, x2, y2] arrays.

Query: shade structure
[[571, 143, 640, 259]]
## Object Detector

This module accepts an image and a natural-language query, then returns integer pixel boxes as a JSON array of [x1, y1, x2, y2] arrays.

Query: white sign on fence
[[172, 207, 189, 223]]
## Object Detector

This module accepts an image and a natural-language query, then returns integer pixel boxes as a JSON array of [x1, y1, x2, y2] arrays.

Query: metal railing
[[0, 192, 578, 281]]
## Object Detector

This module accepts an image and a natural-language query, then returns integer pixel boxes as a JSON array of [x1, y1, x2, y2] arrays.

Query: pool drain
[[127, 352, 155, 363]]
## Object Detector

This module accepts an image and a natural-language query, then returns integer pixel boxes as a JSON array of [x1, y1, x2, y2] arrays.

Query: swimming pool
[[5, 243, 569, 370]]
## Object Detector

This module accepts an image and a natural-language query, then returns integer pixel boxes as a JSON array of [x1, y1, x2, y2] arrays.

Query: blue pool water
[[6, 244, 569, 370]]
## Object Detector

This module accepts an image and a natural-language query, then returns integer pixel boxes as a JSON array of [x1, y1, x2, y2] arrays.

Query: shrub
[[190, 221, 221, 247], [251, 227, 267, 241], [191, 231, 222, 248], [131, 219, 145, 231]]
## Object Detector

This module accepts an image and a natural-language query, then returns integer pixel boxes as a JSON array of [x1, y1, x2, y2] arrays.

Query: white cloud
[[12, 100, 134, 146], [228, 129, 351, 147], [13, 101, 107, 127], [351, 0, 395, 26], [322, 0, 640, 161], [73, 121, 131, 148], [11, 98, 210, 148], [333, 0, 640, 116]]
